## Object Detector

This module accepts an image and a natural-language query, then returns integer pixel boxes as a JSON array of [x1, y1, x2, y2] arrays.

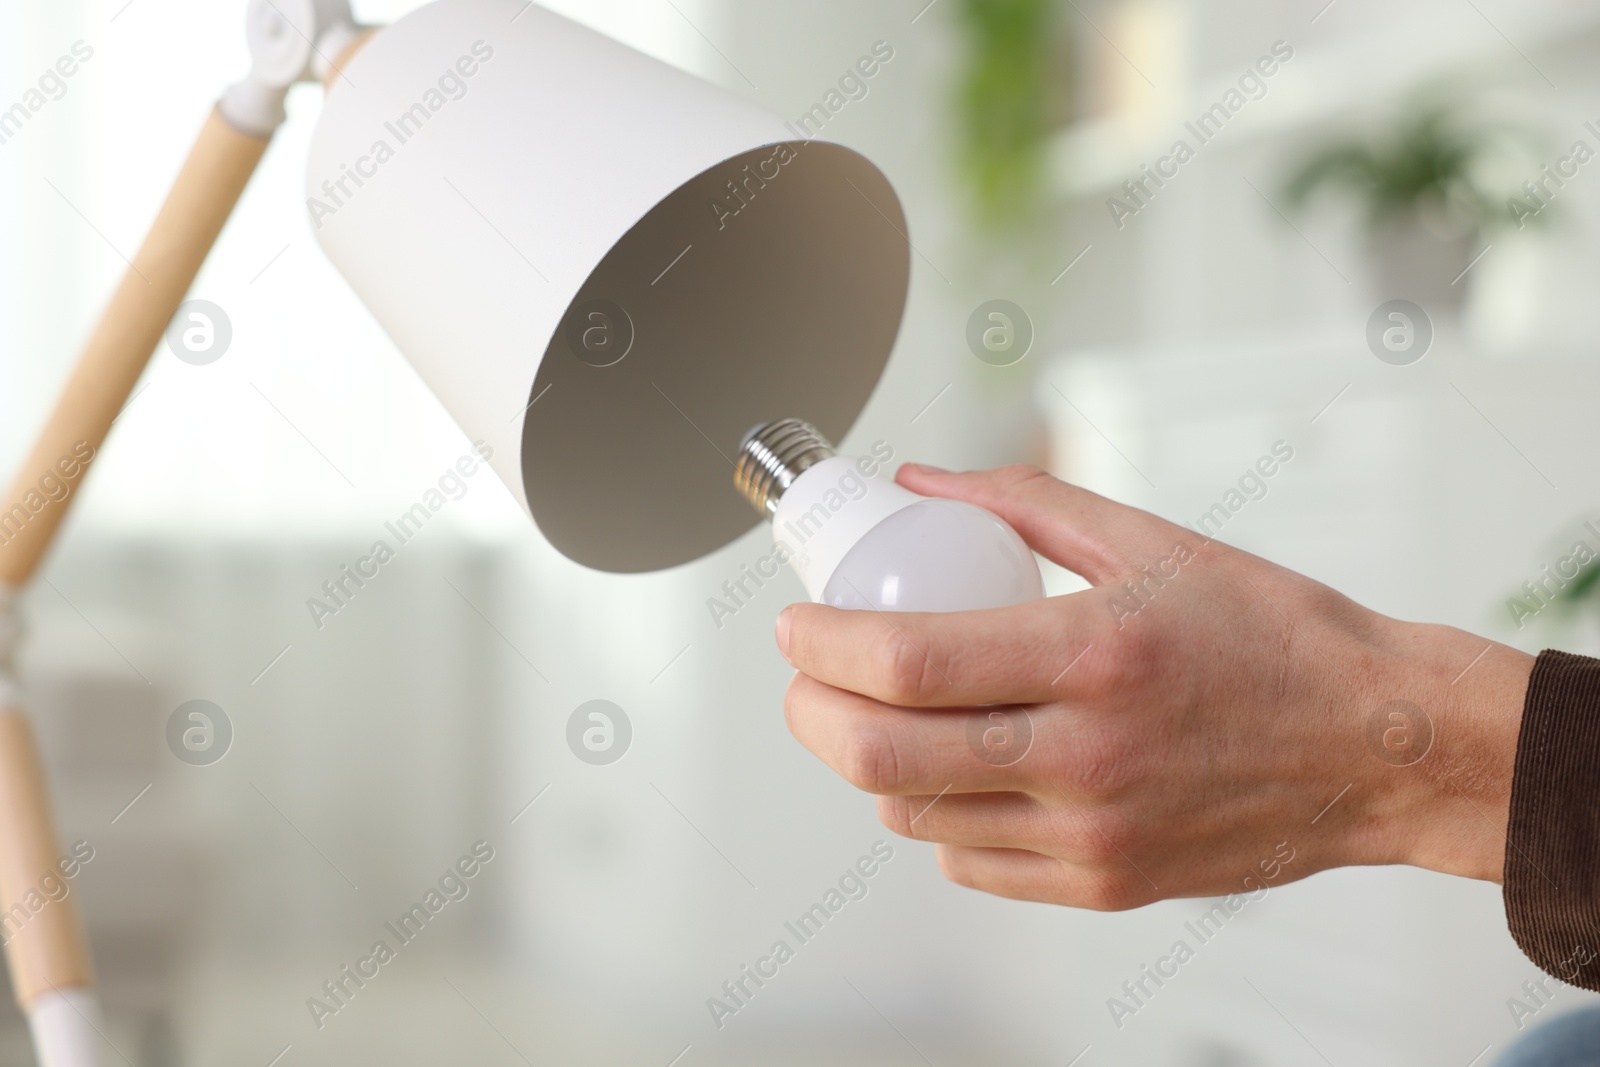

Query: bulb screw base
[[734, 418, 836, 518]]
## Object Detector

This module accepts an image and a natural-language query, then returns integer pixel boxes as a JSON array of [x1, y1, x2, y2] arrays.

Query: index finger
[[778, 595, 1107, 707]]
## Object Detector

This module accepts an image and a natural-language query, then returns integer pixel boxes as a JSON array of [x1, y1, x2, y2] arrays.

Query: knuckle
[[1070, 869, 1142, 912], [1057, 809, 1139, 868], [993, 463, 1051, 490], [876, 794, 920, 839], [1057, 729, 1133, 800], [876, 625, 938, 705], [1092, 617, 1157, 698], [843, 725, 904, 794]]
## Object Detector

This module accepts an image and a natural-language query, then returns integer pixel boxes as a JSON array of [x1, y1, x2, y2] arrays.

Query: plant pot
[[1368, 215, 1477, 320]]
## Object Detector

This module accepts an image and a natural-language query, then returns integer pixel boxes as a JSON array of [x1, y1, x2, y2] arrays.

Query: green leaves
[[1282, 99, 1537, 236], [954, 0, 1067, 230]]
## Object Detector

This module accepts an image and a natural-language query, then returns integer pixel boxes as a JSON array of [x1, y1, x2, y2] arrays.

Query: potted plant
[[1282, 97, 1537, 315]]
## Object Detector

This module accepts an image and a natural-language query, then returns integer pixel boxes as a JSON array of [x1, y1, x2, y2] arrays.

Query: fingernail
[[900, 462, 949, 476], [776, 606, 793, 661]]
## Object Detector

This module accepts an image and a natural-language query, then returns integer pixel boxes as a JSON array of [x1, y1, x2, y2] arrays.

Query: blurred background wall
[[2, 0, 1600, 1064]]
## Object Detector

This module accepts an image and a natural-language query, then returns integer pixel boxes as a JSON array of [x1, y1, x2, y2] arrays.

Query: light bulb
[[734, 419, 1044, 612]]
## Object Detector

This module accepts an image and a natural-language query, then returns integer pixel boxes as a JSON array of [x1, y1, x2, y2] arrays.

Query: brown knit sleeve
[[1503, 649, 1600, 991]]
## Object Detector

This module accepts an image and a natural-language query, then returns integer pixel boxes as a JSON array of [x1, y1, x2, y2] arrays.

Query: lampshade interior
[[519, 140, 910, 574]]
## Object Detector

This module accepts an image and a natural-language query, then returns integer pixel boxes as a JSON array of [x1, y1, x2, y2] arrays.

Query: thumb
[[894, 463, 1178, 586]]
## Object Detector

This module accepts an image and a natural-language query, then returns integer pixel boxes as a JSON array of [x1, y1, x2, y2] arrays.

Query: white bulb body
[[822, 498, 1044, 611], [770, 456, 1044, 612]]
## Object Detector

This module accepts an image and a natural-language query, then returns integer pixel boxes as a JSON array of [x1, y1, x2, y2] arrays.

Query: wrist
[[1363, 619, 1533, 882]]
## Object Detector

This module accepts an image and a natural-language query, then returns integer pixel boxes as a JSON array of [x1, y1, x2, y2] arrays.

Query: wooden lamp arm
[[0, 109, 271, 588], [0, 7, 368, 1065], [0, 102, 274, 1067], [0, 1, 371, 588]]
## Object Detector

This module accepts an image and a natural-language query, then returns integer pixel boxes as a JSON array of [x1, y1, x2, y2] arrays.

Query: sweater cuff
[[1504, 649, 1600, 991]]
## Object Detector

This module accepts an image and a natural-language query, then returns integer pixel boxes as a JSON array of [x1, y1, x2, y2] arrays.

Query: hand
[[777, 464, 1534, 909]]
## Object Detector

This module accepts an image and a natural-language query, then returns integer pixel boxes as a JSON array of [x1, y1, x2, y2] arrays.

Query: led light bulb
[[734, 419, 1044, 612]]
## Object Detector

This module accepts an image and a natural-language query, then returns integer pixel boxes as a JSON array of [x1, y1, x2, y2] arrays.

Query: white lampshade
[[305, 0, 910, 572]]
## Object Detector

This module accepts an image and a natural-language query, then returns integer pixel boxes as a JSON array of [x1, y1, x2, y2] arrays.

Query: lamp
[[311, 0, 910, 572], [0, 0, 909, 1062]]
